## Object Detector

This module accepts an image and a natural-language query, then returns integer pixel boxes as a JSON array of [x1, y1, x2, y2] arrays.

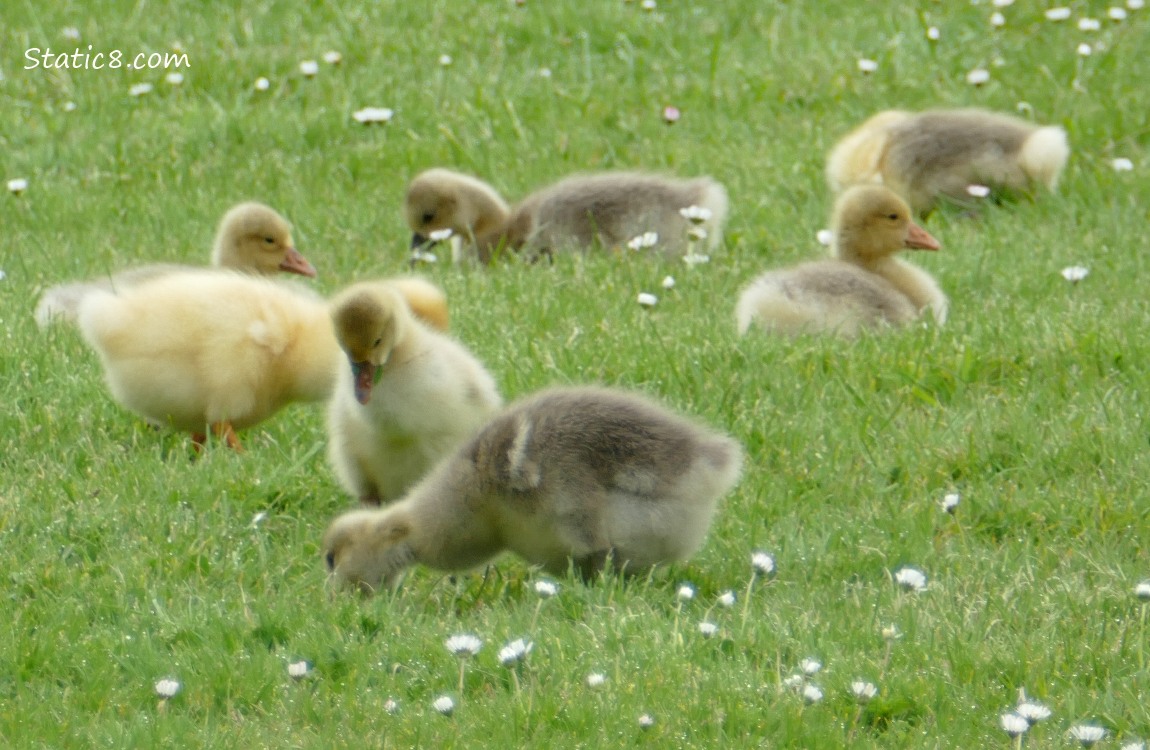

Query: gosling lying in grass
[[36, 202, 315, 328], [405, 168, 728, 263], [323, 386, 743, 593], [826, 107, 1069, 215], [327, 281, 502, 505]]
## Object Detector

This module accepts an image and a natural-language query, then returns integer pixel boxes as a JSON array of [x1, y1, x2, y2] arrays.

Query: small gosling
[[326, 281, 501, 505], [323, 386, 743, 593]]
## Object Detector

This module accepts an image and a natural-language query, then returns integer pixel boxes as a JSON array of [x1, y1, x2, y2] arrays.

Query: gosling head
[[323, 508, 414, 594], [213, 202, 317, 278], [330, 284, 409, 405], [404, 169, 468, 248], [832, 185, 940, 264]]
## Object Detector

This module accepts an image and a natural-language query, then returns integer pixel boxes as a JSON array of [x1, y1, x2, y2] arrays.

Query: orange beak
[[279, 247, 318, 277], [904, 222, 941, 251]]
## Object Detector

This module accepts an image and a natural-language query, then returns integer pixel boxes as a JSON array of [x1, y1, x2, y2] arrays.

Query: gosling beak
[[279, 247, 318, 277], [350, 360, 378, 405], [410, 233, 428, 250], [904, 222, 941, 251]]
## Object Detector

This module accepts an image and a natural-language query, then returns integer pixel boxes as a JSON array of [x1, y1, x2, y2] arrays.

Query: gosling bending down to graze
[[404, 168, 728, 263], [323, 386, 744, 593], [826, 108, 1069, 215], [735, 185, 947, 338], [35, 202, 316, 328], [326, 281, 502, 505]]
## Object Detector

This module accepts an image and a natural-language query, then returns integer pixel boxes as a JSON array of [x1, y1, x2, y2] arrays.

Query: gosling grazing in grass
[[77, 270, 340, 452], [76, 271, 450, 452], [323, 386, 743, 593], [405, 168, 728, 263], [826, 108, 1070, 215], [35, 202, 316, 328], [327, 281, 502, 505], [735, 185, 947, 337]]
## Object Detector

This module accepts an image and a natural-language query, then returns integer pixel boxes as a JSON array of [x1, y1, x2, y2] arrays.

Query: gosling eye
[[421, 211, 435, 224], [324, 551, 336, 570], [264, 236, 277, 244], [373, 337, 383, 347], [887, 213, 900, 221]]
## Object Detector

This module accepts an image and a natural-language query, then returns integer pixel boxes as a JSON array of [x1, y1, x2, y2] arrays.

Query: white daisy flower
[[851, 681, 878, 702], [1016, 700, 1052, 723], [816, 229, 834, 246], [299, 60, 319, 77], [287, 660, 311, 679], [799, 658, 822, 675], [254, 77, 271, 91], [409, 249, 438, 265], [352, 107, 394, 125], [62, 27, 81, 41], [857, 58, 878, 74], [894, 566, 928, 592], [0, 270, 6, 281], [966, 184, 991, 198], [802, 684, 824, 703], [662, 105, 681, 124], [445, 634, 482, 657], [881, 624, 902, 640], [661, 275, 676, 290], [1060, 265, 1089, 283], [1120, 741, 1146, 750], [1129, 0, 1145, 9], [1068, 724, 1106, 746], [534, 580, 559, 598], [682, 253, 711, 267], [752, 551, 775, 576], [676, 583, 696, 601], [165, 72, 184, 85], [782, 674, 805, 690], [323, 51, 343, 65], [498, 638, 533, 666], [1112, 157, 1134, 171], [1109, 7, 1129, 19], [129, 83, 153, 97], [1078, 17, 1101, 30], [687, 226, 709, 242], [637, 292, 658, 308], [679, 205, 713, 224], [940, 492, 961, 513], [433, 695, 455, 715], [538, 67, 552, 78], [154, 678, 181, 698], [1001, 712, 1030, 737], [1045, 7, 1072, 20], [7, 178, 29, 194], [1077, 43, 1093, 56], [586, 672, 607, 688], [698, 621, 719, 638], [627, 231, 659, 251], [383, 698, 399, 714], [1134, 581, 1150, 600], [717, 590, 736, 607], [638, 713, 656, 728], [966, 68, 990, 86], [926, 26, 941, 41], [991, 12, 1006, 26], [63, 101, 77, 112], [993, 0, 1014, 6], [439, 54, 453, 66]]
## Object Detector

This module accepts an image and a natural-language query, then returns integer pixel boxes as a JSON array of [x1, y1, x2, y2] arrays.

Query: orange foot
[[191, 422, 245, 453]]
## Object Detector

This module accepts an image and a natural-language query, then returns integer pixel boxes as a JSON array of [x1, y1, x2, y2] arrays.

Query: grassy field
[[2, 0, 1149, 746]]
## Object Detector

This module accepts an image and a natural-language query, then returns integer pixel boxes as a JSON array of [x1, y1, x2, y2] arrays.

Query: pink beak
[[279, 247, 318, 277], [351, 361, 376, 405], [904, 222, 941, 251]]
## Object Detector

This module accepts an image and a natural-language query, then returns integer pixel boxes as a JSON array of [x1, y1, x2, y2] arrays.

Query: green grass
[[3, 0, 1150, 746]]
